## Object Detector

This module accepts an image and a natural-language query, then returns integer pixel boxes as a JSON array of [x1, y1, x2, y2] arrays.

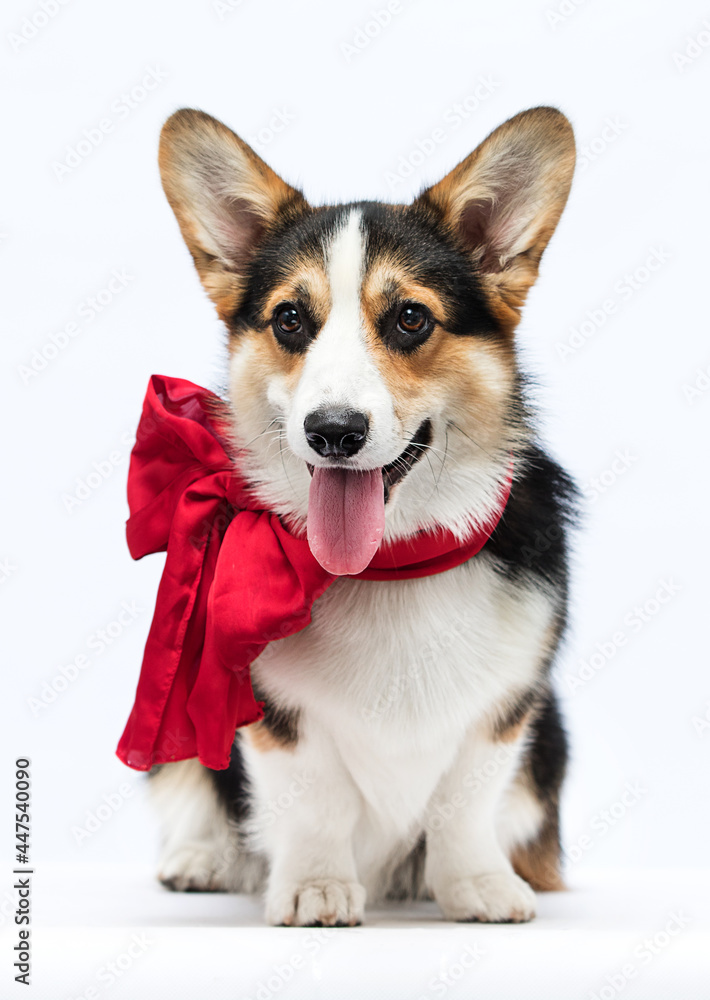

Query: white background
[[1, 0, 709, 967]]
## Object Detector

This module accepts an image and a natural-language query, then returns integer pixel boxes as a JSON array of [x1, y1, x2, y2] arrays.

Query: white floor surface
[[3, 865, 708, 999]]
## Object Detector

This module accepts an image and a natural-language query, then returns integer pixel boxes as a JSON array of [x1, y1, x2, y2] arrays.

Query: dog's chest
[[252, 555, 553, 748]]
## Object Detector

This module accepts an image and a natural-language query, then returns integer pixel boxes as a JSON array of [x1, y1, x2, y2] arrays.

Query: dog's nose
[[304, 409, 369, 458]]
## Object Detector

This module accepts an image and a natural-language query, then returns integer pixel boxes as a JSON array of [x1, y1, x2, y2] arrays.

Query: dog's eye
[[274, 304, 302, 335], [397, 304, 429, 335]]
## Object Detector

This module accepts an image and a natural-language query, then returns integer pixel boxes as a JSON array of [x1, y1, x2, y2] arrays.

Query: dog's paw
[[158, 843, 230, 892], [435, 870, 536, 923], [266, 878, 366, 926]]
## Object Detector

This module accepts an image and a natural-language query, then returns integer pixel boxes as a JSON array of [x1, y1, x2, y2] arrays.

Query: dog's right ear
[[159, 109, 307, 322]]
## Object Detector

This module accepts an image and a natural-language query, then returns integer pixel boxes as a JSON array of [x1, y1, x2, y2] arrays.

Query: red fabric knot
[[116, 375, 513, 771]]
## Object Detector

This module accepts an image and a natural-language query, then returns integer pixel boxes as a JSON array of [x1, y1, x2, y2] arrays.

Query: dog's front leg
[[424, 724, 537, 923], [244, 719, 365, 927]]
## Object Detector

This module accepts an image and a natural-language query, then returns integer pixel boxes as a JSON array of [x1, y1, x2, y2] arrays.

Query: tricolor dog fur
[[150, 106, 577, 925]]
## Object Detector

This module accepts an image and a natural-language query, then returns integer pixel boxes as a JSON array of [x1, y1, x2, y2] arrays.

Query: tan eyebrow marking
[[261, 264, 331, 327], [361, 260, 448, 329]]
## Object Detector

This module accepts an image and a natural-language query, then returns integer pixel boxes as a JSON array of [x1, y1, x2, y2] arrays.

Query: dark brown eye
[[397, 304, 428, 335], [275, 304, 302, 335]]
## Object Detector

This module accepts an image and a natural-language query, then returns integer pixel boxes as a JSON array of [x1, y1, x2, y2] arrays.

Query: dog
[[148, 105, 577, 926]]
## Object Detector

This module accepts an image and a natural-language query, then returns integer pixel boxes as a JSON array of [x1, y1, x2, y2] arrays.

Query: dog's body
[[148, 107, 577, 925]]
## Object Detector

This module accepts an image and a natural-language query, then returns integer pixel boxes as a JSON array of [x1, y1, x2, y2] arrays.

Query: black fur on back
[[484, 442, 577, 827], [486, 441, 579, 596]]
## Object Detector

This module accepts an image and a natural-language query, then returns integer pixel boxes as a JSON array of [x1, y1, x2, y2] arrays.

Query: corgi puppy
[[149, 106, 577, 926]]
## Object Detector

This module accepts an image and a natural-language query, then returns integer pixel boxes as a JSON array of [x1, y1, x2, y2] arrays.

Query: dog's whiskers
[[448, 422, 498, 464], [234, 417, 282, 454], [420, 429, 453, 504], [278, 428, 301, 500], [436, 429, 450, 490]]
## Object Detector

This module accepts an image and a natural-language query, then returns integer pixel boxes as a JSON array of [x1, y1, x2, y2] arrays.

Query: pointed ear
[[414, 107, 575, 330], [158, 108, 308, 322]]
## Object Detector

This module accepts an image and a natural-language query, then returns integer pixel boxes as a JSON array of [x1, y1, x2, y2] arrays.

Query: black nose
[[304, 409, 369, 458]]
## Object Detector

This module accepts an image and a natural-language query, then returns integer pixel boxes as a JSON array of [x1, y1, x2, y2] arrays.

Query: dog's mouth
[[305, 419, 432, 498], [305, 420, 431, 576], [382, 418, 432, 502]]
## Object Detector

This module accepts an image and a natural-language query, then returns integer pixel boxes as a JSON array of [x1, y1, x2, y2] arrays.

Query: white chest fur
[[249, 554, 554, 833]]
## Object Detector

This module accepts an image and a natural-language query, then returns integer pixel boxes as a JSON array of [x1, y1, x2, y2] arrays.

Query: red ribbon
[[116, 375, 512, 771]]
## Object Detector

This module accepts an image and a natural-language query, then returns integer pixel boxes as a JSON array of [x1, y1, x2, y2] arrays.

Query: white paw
[[266, 878, 366, 926], [435, 870, 536, 923], [158, 842, 232, 892]]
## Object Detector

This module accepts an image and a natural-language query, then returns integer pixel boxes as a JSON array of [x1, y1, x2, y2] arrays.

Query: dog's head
[[158, 107, 575, 574]]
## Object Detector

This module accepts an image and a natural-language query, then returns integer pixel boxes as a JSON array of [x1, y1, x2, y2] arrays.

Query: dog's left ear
[[159, 108, 308, 322], [415, 106, 575, 331]]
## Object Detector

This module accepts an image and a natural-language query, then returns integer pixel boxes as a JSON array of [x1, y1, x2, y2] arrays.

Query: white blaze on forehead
[[299, 207, 371, 408], [316, 207, 368, 396], [286, 207, 401, 466], [327, 206, 366, 311], [297, 207, 367, 408]]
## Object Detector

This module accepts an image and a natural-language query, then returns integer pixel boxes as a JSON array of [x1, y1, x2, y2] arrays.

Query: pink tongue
[[307, 467, 385, 576]]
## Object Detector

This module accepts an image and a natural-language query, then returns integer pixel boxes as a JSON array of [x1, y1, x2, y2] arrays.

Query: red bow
[[116, 375, 512, 771]]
